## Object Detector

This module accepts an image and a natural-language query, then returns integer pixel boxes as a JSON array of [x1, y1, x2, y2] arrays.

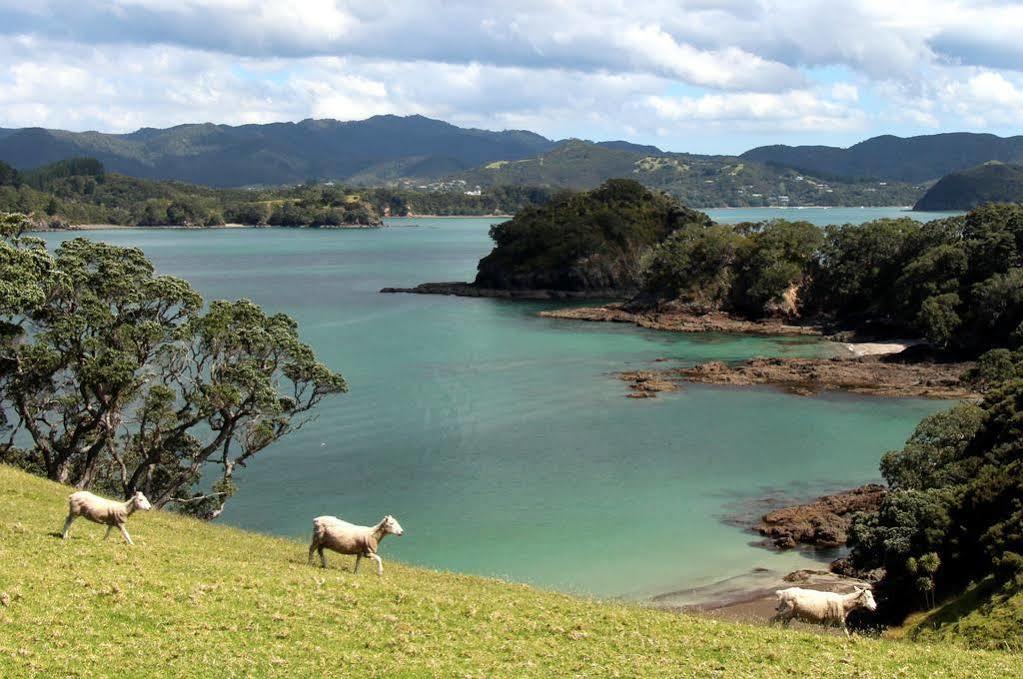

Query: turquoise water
[[40, 209, 954, 600]]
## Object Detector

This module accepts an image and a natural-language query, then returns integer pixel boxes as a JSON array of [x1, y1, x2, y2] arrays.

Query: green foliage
[[20, 157, 105, 191], [475, 179, 710, 291], [878, 405, 985, 491], [0, 218, 347, 517], [733, 220, 823, 314], [635, 203, 1023, 351], [918, 293, 962, 348], [810, 218, 920, 318], [902, 576, 1023, 652], [643, 224, 742, 308], [0, 160, 20, 186], [962, 349, 1023, 391], [0, 158, 559, 227], [849, 371, 1023, 633]]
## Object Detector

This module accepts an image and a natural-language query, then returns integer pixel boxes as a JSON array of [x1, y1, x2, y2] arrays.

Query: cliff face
[[472, 179, 710, 294]]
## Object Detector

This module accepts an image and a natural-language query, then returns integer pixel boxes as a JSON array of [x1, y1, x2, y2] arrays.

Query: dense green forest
[[640, 203, 1023, 353], [474, 179, 710, 291], [845, 378, 1023, 646], [0, 158, 556, 227]]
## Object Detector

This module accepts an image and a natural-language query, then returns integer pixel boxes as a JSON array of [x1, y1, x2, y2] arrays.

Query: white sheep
[[308, 515, 404, 575], [771, 586, 877, 635], [61, 490, 153, 545]]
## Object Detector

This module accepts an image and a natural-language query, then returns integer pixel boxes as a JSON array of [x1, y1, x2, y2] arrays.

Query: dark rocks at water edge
[[755, 484, 887, 550], [380, 282, 624, 300]]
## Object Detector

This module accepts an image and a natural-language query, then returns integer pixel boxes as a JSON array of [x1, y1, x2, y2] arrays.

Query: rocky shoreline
[[538, 303, 820, 336], [380, 281, 626, 300], [675, 356, 975, 399], [754, 484, 886, 550], [619, 355, 975, 399], [656, 567, 876, 625], [660, 485, 889, 625]]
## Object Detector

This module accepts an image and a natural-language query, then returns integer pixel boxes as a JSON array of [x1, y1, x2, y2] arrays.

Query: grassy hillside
[[895, 577, 1023, 652], [0, 465, 1017, 677]]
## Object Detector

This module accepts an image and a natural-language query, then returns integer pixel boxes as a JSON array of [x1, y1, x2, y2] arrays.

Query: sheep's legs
[[367, 553, 383, 576], [318, 547, 327, 569], [307, 542, 317, 566], [118, 524, 134, 545], [354, 554, 362, 573], [60, 514, 76, 539], [104, 525, 113, 540]]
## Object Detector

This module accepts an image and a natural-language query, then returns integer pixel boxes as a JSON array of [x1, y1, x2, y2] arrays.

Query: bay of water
[[41, 208, 957, 600]]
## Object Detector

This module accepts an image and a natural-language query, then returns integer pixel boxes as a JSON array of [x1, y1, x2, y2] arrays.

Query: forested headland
[[0, 158, 558, 228]]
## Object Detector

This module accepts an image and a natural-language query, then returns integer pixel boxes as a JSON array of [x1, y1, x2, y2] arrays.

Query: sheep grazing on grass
[[308, 515, 404, 575], [61, 491, 153, 545], [771, 586, 877, 635]]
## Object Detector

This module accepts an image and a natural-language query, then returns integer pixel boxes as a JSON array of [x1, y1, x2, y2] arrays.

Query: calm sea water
[[41, 208, 957, 600]]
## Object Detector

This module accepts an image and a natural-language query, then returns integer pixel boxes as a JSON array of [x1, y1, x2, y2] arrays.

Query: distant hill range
[[1, 116, 1021, 207], [451, 139, 920, 207], [914, 162, 1023, 211], [742, 133, 1023, 183], [0, 115, 555, 187]]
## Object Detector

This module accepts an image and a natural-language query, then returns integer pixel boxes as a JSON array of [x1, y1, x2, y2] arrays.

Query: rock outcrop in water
[[755, 484, 887, 550]]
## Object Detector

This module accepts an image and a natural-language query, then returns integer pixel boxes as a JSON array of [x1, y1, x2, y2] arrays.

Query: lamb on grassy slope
[[61, 491, 152, 545], [308, 515, 404, 575], [772, 586, 877, 635]]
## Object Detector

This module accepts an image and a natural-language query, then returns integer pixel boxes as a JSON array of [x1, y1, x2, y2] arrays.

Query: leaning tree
[[0, 213, 347, 518]]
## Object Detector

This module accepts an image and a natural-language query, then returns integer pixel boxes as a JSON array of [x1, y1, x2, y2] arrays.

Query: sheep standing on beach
[[308, 515, 404, 575], [771, 586, 877, 635], [61, 491, 153, 545]]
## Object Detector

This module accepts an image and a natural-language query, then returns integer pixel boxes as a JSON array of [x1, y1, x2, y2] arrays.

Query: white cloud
[[641, 90, 863, 132], [831, 83, 859, 102], [0, 2, 1022, 151]]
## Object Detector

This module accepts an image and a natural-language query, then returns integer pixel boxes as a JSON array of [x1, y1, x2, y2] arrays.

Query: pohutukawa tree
[[0, 213, 347, 518]]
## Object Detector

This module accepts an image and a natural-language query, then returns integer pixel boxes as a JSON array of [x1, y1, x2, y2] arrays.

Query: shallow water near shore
[[39, 209, 955, 601]]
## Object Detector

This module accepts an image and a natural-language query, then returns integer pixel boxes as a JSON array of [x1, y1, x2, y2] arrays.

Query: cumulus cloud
[[0, 1, 1021, 151]]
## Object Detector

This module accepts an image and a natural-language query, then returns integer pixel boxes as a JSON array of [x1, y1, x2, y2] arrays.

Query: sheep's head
[[382, 515, 404, 536], [133, 492, 153, 511], [854, 587, 877, 611]]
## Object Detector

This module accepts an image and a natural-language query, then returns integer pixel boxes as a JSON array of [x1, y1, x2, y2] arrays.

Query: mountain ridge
[[742, 132, 1023, 182]]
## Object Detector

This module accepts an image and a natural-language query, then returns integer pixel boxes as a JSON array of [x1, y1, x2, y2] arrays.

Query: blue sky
[[1, 1, 1022, 154]]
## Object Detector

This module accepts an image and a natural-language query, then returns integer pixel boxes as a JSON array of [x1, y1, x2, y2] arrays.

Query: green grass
[[896, 576, 1023, 653], [0, 465, 1017, 677]]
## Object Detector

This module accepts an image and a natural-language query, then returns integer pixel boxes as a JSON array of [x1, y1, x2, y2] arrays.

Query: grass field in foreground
[[0, 464, 1017, 677]]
